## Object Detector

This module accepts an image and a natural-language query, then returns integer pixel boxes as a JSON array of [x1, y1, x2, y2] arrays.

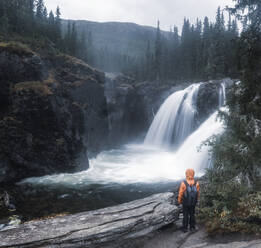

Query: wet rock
[[0, 192, 179, 248], [0, 44, 47, 83], [196, 78, 233, 126], [196, 80, 220, 125], [105, 73, 147, 144]]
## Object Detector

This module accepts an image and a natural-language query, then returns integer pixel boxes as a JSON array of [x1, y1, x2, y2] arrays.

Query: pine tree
[[48, 10, 55, 41], [77, 30, 87, 61], [54, 6, 61, 42], [202, 17, 210, 77], [70, 22, 77, 56], [210, 7, 226, 77], [154, 20, 162, 80], [145, 40, 152, 79], [180, 18, 193, 79], [43, 7, 48, 20], [36, 0, 44, 19], [0, 12, 9, 34]]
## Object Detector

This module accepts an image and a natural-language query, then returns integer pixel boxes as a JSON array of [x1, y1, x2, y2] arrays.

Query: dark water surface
[[2, 181, 179, 222]]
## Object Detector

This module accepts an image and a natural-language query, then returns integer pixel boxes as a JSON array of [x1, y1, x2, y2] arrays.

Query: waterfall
[[144, 84, 201, 147], [175, 110, 224, 172], [219, 82, 226, 107]]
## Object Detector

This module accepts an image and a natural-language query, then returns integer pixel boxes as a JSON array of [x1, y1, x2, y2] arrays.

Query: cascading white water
[[144, 84, 201, 147], [219, 82, 226, 107], [20, 81, 226, 187]]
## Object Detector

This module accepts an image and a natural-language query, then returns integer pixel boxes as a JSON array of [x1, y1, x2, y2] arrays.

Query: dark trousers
[[182, 205, 195, 229]]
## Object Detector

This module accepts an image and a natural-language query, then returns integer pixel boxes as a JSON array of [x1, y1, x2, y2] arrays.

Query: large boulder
[[196, 78, 234, 126]]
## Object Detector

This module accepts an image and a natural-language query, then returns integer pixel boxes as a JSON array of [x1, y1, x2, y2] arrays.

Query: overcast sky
[[44, 0, 235, 31]]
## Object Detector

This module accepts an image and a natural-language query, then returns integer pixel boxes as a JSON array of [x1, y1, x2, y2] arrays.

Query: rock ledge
[[0, 192, 178, 248]]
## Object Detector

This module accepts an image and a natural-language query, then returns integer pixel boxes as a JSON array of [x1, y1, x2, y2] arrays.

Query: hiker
[[178, 168, 200, 232]]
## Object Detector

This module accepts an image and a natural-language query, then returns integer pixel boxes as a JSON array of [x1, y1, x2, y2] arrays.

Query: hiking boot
[[182, 228, 188, 233], [190, 226, 197, 232]]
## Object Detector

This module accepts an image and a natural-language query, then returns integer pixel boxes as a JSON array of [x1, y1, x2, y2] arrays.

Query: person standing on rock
[[178, 168, 200, 232]]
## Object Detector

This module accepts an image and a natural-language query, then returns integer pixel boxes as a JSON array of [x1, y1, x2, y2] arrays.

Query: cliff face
[[196, 78, 234, 125], [105, 73, 147, 144], [0, 43, 109, 184]]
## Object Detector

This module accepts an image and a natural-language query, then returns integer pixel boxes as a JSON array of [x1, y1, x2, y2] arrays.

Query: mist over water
[[21, 83, 225, 187]]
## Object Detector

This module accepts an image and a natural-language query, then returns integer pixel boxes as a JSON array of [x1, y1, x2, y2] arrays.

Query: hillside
[[62, 20, 169, 57]]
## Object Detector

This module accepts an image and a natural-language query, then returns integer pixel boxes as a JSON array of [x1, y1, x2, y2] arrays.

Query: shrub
[[197, 175, 261, 234]]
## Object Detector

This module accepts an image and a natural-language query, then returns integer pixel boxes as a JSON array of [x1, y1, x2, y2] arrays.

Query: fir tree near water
[[198, 0, 261, 234]]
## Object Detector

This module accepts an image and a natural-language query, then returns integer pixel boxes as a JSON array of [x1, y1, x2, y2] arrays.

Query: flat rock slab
[[0, 192, 178, 248], [142, 221, 261, 248]]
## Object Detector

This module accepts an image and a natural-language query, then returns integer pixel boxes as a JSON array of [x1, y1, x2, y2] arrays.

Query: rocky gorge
[[0, 42, 235, 185]]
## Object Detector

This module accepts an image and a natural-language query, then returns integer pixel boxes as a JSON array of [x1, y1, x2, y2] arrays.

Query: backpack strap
[[183, 180, 189, 188], [184, 180, 197, 186]]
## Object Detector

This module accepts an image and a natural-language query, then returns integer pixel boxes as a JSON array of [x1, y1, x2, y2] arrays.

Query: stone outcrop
[[0, 192, 179, 248], [196, 78, 234, 125], [105, 73, 147, 144], [52, 55, 109, 155], [0, 43, 109, 184]]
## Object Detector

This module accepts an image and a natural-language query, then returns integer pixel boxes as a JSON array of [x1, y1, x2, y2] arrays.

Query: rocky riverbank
[[1, 191, 260, 248]]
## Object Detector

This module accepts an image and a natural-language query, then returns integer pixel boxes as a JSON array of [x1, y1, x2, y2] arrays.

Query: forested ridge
[[0, 0, 239, 81]]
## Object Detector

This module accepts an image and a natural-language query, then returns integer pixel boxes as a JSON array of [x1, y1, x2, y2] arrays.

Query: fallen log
[[0, 192, 179, 248]]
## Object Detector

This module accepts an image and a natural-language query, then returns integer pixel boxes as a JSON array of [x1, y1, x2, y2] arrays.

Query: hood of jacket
[[186, 168, 195, 185]]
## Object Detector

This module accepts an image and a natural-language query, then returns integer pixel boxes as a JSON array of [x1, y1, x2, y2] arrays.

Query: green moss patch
[[0, 42, 33, 56], [14, 81, 52, 96]]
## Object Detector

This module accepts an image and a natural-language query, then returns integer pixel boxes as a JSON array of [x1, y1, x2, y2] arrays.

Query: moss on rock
[[14, 81, 52, 96], [0, 42, 33, 56]]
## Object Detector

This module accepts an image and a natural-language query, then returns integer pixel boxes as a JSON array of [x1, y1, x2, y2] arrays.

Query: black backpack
[[183, 181, 198, 206]]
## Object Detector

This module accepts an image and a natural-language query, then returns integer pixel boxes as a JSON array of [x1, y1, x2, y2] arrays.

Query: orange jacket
[[178, 168, 200, 204]]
